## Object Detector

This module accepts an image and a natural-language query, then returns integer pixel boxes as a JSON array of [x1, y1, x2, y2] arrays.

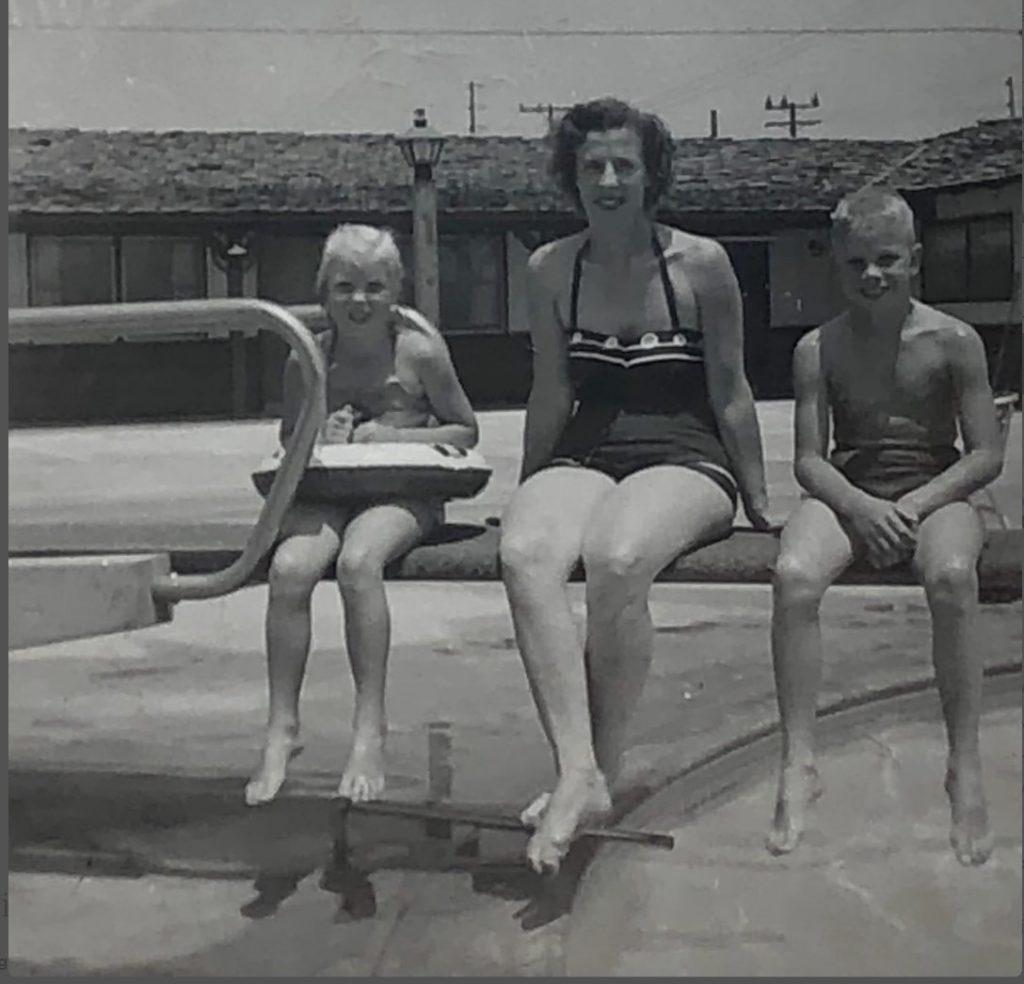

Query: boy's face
[[833, 223, 921, 311], [323, 255, 399, 331], [575, 127, 648, 221]]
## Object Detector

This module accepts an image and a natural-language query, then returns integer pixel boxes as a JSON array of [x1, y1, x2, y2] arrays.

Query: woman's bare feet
[[337, 729, 387, 802], [245, 731, 304, 806], [945, 757, 993, 866], [526, 768, 612, 873], [766, 761, 824, 855]]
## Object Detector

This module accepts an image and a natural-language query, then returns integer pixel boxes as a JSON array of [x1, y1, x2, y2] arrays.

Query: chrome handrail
[[9, 299, 327, 602]]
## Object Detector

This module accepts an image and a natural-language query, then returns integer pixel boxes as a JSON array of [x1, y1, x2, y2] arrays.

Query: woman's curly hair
[[549, 97, 675, 212]]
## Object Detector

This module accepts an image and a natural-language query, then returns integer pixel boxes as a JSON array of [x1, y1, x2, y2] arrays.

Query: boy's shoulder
[[797, 312, 847, 353], [908, 299, 980, 346]]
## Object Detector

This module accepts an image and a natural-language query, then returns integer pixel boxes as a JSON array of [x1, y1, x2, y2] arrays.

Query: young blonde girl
[[246, 225, 478, 806]]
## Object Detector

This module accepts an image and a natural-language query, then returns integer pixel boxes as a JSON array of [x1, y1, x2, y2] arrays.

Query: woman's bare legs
[[246, 506, 345, 805], [499, 466, 616, 869], [582, 467, 735, 787], [336, 499, 438, 802], [766, 498, 854, 853]]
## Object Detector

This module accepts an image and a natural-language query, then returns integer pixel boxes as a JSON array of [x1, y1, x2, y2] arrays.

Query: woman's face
[[575, 126, 647, 222], [322, 254, 399, 333]]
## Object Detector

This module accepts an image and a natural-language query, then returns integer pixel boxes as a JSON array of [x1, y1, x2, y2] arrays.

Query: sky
[[8, 0, 1023, 140]]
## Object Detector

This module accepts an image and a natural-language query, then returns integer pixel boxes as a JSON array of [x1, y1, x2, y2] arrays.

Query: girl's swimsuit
[[546, 234, 739, 506]]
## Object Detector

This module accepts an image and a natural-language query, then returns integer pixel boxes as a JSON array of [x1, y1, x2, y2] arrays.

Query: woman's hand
[[741, 492, 773, 531]]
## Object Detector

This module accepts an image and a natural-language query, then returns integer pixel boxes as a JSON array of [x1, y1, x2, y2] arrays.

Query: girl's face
[[575, 127, 648, 223], [322, 254, 399, 332]]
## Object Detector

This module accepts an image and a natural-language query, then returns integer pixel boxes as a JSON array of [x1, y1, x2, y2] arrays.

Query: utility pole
[[764, 93, 822, 138], [1007, 76, 1017, 118], [519, 102, 574, 129], [468, 81, 480, 133]]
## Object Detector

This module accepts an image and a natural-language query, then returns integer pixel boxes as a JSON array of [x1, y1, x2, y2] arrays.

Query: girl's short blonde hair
[[314, 224, 404, 298]]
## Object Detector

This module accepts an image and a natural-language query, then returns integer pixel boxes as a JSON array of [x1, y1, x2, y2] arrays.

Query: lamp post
[[395, 108, 446, 327], [210, 231, 256, 417]]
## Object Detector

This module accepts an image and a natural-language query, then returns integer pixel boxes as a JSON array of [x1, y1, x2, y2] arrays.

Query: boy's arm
[[519, 248, 574, 482], [896, 323, 1004, 521], [693, 241, 770, 527]]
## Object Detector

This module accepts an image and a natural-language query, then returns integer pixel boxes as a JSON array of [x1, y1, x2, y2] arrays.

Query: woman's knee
[[772, 552, 830, 610], [582, 538, 657, 591], [919, 555, 978, 609], [499, 526, 570, 586]]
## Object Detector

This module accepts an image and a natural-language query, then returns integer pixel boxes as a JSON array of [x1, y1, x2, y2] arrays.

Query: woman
[[499, 98, 770, 872], [245, 224, 478, 807]]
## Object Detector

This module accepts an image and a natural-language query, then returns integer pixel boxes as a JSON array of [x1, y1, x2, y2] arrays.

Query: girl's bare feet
[[245, 731, 304, 806]]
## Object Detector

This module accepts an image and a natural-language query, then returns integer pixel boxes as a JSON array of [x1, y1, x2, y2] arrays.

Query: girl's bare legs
[[246, 506, 345, 806], [913, 502, 992, 865], [499, 467, 616, 870], [336, 499, 438, 802], [582, 467, 735, 788], [767, 499, 854, 853]]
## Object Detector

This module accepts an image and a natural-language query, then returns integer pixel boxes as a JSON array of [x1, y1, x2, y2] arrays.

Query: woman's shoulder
[[658, 225, 728, 267], [527, 232, 586, 277]]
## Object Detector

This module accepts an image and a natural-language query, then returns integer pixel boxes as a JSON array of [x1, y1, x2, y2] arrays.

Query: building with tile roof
[[8, 118, 1021, 423]]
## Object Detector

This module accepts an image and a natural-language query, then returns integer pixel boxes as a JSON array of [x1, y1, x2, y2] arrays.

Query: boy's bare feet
[[526, 768, 612, 873], [766, 761, 824, 855], [338, 729, 387, 802], [245, 731, 304, 806], [945, 757, 993, 866]]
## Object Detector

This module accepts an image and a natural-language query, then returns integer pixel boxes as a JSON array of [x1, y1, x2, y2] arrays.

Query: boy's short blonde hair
[[830, 186, 917, 246], [314, 224, 404, 298]]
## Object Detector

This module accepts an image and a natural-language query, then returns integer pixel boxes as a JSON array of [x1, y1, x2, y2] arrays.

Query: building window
[[439, 233, 507, 333], [26, 234, 206, 306], [121, 236, 206, 301], [922, 215, 1013, 303], [256, 235, 325, 304], [29, 236, 116, 306]]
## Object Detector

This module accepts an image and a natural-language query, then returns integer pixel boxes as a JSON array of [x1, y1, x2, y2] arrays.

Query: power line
[[764, 93, 823, 137], [7, 23, 1022, 37], [519, 102, 574, 129]]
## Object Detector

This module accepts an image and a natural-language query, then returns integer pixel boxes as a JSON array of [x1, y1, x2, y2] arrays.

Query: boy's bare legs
[[767, 499, 854, 853], [246, 509, 343, 805], [336, 499, 437, 802], [500, 467, 617, 871], [582, 467, 735, 787], [913, 502, 992, 865]]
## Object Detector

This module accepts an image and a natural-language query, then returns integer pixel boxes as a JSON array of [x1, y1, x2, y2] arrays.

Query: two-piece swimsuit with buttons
[[545, 232, 739, 507]]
